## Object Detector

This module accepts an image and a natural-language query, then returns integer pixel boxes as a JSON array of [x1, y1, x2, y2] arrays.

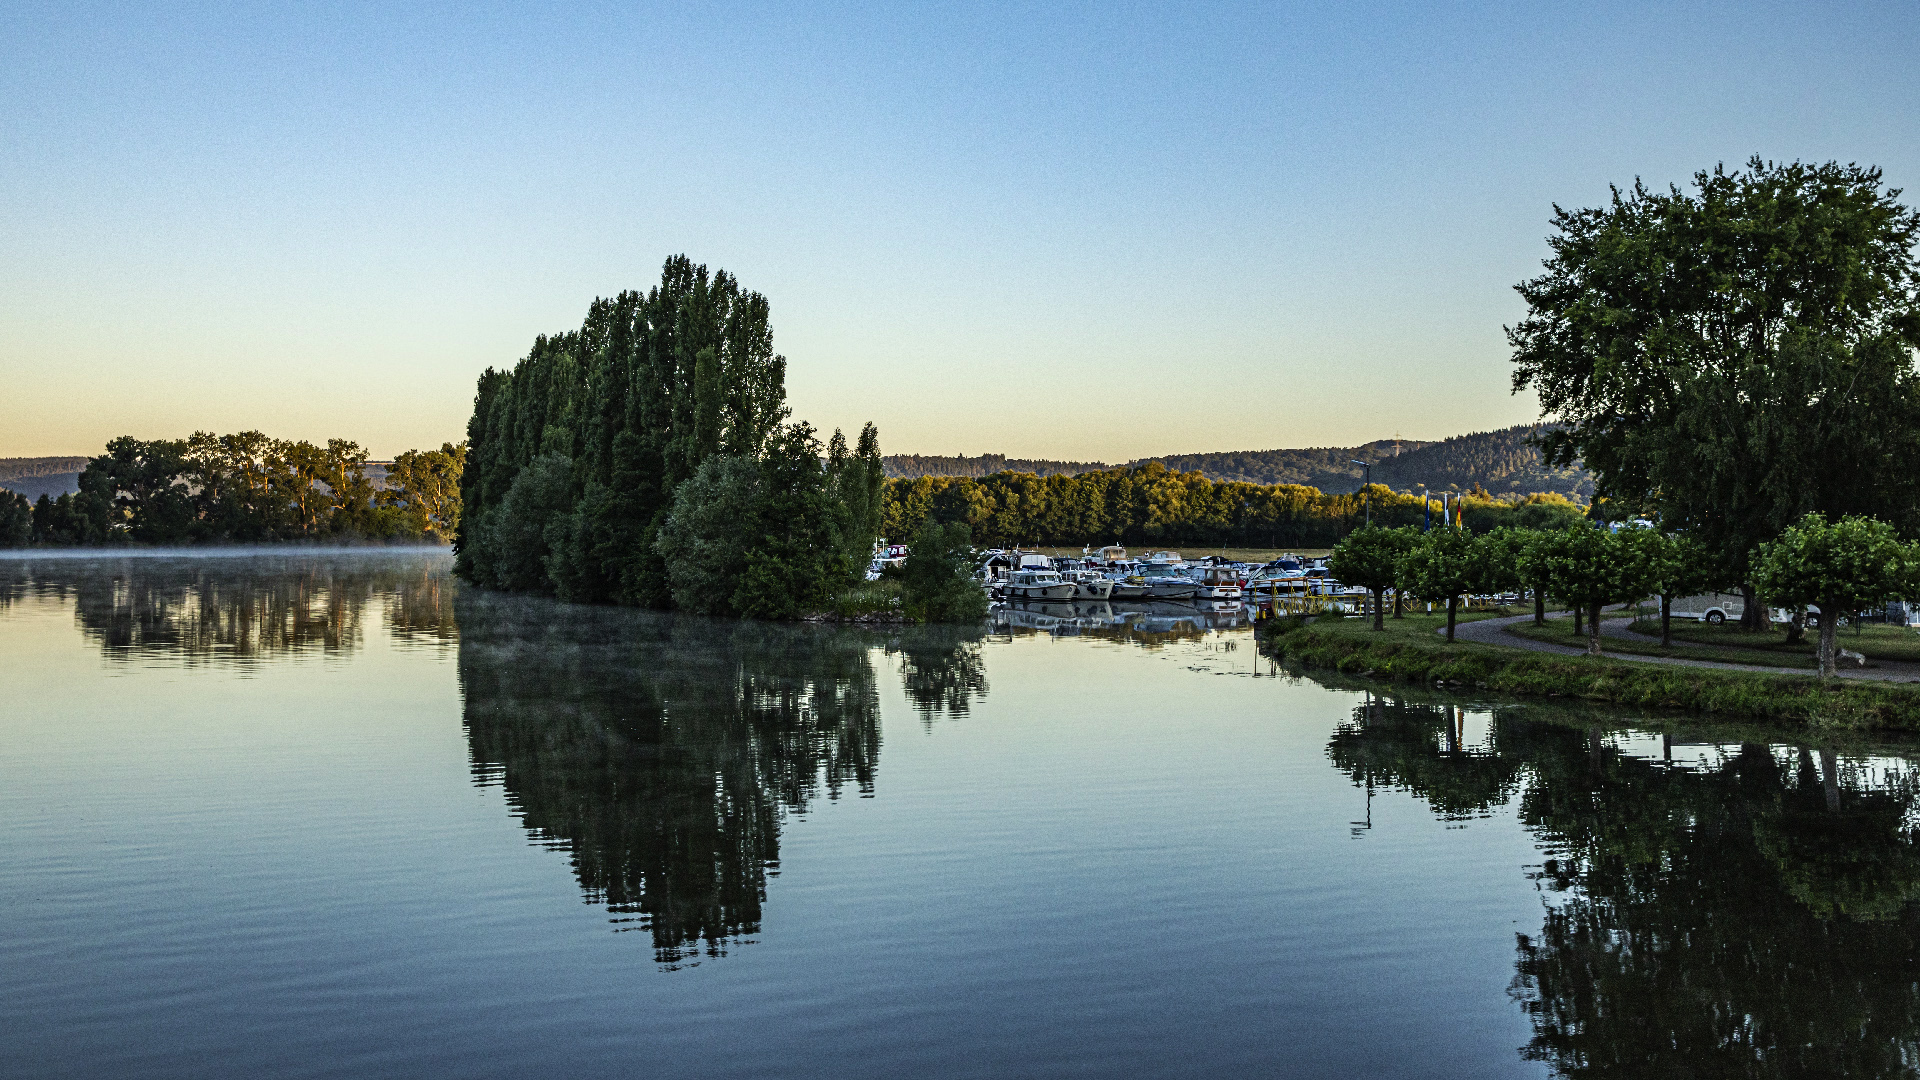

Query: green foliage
[[1328, 525, 1416, 630], [0, 492, 31, 547], [899, 519, 988, 624], [881, 468, 1585, 549], [1527, 527, 1649, 611], [1398, 529, 1481, 605], [1753, 514, 1920, 677], [21, 430, 460, 547], [652, 455, 764, 616], [1752, 515, 1918, 615], [1511, 157, 1920, 589], [380, 443, 467, 539], [1259, 619, 1920, 730], [456, 256, 880, 620]]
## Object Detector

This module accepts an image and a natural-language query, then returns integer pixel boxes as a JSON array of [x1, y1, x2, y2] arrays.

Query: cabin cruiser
[[1135, 562, 1199, 600], [1062, 568, 1116, 600], [1003, 569, 1077, 601], [1188, 565, 1243, 601]]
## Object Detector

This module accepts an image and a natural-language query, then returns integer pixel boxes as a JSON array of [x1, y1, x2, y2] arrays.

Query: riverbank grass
[[1259, 613, 1920, 730]]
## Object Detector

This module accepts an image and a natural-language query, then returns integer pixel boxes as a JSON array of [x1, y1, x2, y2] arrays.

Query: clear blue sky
[[4, 1, 1916, 460]]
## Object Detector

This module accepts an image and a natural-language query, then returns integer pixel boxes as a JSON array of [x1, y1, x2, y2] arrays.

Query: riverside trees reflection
[[1333, 694, 1920, 1077], [455, 592, 995, 966]]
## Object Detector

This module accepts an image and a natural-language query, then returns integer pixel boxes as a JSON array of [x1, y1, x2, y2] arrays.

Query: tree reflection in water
[[3, 551, 459, 663], [1331, 693, 1920, 1077], [457, 594, 990, 967]]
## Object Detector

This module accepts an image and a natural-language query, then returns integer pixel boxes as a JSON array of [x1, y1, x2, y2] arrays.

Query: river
[[4, 549, 1918, 1078]]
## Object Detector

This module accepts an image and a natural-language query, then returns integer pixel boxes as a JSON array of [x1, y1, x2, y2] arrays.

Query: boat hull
[[1073, 580, 1115, 600], [1006, 583, 1078, 601]]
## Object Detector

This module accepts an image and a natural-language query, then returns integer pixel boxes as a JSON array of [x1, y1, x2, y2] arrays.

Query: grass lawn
[[1507, 619, 1817, 669], [1624, 618, 1920, 665]]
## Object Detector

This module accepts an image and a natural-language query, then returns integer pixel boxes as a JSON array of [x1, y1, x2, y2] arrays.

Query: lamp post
[[1420, 484, 1429, 532], [1350, 459, 1372, 527]]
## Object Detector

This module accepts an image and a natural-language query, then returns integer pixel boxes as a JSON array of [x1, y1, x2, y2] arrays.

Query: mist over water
[[5, 550, 1920, 1078]]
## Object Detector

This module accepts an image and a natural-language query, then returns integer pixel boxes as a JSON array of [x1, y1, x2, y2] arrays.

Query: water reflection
[[456, 594, 991, 966], [1333, 693, 1920, 1076], [0, 550, 458, 663], [991, 599, 1250, 647]]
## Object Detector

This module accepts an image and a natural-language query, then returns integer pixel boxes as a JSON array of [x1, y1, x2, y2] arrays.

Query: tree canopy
[[1510, 157, 1920, 595]]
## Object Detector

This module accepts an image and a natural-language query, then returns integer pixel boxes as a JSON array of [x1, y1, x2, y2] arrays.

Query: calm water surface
[[5, 550, 1920, 1078]]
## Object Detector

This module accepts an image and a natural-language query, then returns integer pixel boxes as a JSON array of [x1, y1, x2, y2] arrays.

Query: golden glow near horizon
[[2, 5, 1914, 460]]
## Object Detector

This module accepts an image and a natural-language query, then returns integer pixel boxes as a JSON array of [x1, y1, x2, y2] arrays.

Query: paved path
[[1444, 613, 1920, 684]]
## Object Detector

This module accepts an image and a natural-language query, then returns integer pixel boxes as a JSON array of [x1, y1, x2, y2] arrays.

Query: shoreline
[[1257, 613, 1920, 731]]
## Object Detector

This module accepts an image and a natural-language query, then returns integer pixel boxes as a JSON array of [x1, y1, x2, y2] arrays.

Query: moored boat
[[1003, 569, 1078, 601]]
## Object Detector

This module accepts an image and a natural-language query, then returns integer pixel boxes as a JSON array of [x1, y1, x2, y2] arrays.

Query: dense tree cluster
[[455, 256, 885, 617], [0, 433, 464, 547], [880, 466, 1587, 548], [1512, 157, 1920, 626]]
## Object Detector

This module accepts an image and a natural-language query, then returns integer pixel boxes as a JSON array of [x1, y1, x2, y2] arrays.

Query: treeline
[[879, 464, 1588, 548], [0, 434, 465, 548], [457, 255, 886, 619], [1138, 425, 1592, 496], [883, 452, 1110, 479]]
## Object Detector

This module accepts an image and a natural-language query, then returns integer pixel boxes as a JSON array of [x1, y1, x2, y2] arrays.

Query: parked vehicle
[[1669, 592, 1746, 625]]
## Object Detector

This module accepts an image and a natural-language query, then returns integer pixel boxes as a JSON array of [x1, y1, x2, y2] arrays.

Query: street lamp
[[1350, 459, 1372, 527], [1419, 484, 1429, 532]]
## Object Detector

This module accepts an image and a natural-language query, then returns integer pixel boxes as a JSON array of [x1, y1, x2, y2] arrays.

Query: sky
[[3, 1, 1917, 462]]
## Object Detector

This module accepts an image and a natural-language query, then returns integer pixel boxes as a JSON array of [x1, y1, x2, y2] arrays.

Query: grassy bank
[[1258, 613, 1920, 730]]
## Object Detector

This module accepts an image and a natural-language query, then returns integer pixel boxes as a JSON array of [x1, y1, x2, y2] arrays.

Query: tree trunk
[[1533, 589, 1545, 626], [1573, 604, 1583, 636], [1740, 583, 1762, 631], [1392, 589, 1404, 619], [1586, 602, 1604, 656], [1820, 749, 1841, 812], [1783, 607, 1805, 646], [1660, 594, 1672, 647], [1818, 608, 1839, 680], [1445, 596, 1458, 642], [1371, 588, 1384, 631]]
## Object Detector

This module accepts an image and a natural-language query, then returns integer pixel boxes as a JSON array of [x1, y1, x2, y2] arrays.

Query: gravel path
[[1443, 613, 1920, 684]]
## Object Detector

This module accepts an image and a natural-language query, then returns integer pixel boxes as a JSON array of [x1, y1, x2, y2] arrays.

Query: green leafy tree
[[732, 422, 858, 621], [380, 442, 467, 539], [1510, 158, 1920, 628], [1628, 530, 1720, 647], [1752, 514, 1919, 679], [652, 455, 764, 615], [0, 492, 30, 547], [1529, 527, 1654, 656], [899, 519, 988, 624], [1398, 528, 1481, 641], [1328, 526, 1415, 630]]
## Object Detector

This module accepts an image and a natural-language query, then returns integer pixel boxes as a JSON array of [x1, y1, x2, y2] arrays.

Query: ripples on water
[[4, 550, 1920, 1078]]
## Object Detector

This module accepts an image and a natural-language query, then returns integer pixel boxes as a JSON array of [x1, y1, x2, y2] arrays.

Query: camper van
[[1668, 592, 1745, 624]]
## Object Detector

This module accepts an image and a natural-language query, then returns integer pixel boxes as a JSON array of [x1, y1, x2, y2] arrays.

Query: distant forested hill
[[0, 457, 87, 501], [883, 425, 1591, 497], [883, 453, 1110, 479], [1135, 426, 1589, 496]]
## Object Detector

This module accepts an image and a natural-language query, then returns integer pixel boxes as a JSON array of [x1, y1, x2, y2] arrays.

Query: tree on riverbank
[[11, 432, 461, 546], [1753, 515, 1920, 679], [1398, 528, 1482, 642], [456, 256, 886, 616], [1328, 526, 1416, 631], [1511, 158, 1920, 627]]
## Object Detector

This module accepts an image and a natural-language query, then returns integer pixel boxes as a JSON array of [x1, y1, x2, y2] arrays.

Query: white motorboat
[[1003, 569, 1077, 601], [1061, 569, 1115, 600], [1136, 563, 1199, 600]]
